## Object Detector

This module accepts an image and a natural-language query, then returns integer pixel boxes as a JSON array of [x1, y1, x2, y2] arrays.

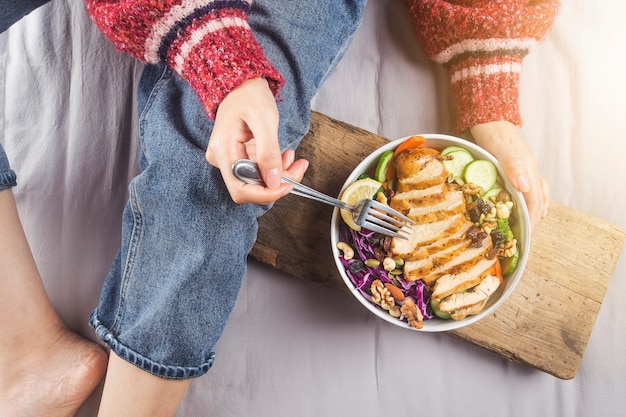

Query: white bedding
[[1, 1, 625, 416]]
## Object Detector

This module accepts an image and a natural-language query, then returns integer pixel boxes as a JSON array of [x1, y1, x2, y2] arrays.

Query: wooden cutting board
[[250, 111, 626, 380]]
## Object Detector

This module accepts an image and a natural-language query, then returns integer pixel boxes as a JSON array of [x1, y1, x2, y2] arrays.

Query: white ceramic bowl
[[330, 134, 530, 332]]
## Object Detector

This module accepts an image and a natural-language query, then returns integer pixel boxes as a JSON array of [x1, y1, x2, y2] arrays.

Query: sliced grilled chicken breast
[[419, 235, 493, 285], [431, 256, 497, 300], [438, 274, 501, 313], [390, 214, 467, 258], [405, 189, 465, 224]]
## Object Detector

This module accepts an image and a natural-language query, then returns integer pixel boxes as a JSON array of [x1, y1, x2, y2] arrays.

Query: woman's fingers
[[470, 121, 549, 233], [206, 78, 290, 204]]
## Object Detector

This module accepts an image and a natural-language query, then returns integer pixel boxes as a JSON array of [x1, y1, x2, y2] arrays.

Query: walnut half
[[371, 280, 395, 310], [461, 183, 482, 196], [400, 298, 424, 330], [499, 238, 517, 258]]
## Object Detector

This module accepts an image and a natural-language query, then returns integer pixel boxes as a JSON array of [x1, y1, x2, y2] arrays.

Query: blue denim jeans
[[0, 144, 17, 190], [0, 0, 52, 33], [89, 0, 367, 379]]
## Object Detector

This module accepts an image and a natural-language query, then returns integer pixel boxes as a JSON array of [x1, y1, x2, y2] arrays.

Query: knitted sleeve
[[406, 0, 560, 132], [84, 0, 284, 118]]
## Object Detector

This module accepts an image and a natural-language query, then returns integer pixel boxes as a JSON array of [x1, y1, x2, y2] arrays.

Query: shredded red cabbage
[[338, 224, 434, 321]]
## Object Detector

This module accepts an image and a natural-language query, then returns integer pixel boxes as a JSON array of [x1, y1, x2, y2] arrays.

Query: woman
[[0, 0, 557, 415]]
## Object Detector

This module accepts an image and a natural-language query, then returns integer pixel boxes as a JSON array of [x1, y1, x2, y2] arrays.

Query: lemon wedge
[[339, 178, 383, 231]]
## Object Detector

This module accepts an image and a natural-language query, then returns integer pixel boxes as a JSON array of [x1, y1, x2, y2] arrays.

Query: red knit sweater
[[407, 0, 559, 131], [85, 0, 559, 130], [85, 0, 284, 118]]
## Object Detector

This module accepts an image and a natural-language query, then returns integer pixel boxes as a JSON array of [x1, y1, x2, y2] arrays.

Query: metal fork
[[232, 159, 414, 239]]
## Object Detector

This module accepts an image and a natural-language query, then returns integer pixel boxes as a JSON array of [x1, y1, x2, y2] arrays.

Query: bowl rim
[[330, 133, 531, 332]]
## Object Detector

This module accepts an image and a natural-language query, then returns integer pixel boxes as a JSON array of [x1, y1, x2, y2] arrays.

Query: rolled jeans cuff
[[90, 311, 214, 379], [0, 170, 17, 190], [0, 144, 17, 190]]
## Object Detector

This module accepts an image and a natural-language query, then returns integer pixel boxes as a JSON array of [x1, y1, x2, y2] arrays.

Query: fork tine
[[367, 199, 415, 225], [355, 206, 401, 230], [365, 210, 411, 229], [361, 220, 410, 240], [362, 215, 411, 236], [355, 198, 414, 239]]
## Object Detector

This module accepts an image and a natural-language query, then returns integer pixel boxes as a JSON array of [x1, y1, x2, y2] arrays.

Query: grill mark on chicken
[[431, 256, 497, 300], [390, 184, 448, 211]]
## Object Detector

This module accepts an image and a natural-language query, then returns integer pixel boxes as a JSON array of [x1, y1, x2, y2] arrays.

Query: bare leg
[[98, 353, 192, 417], [0, 189, 108, 416]]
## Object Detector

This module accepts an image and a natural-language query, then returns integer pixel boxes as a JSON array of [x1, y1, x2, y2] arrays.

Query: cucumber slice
[[463, 159, 498, 193], [442, 149, 474, 179], [430, 298, 451, 320], [441, 145, 467, 156], [483, 187, 503, 204], [374, 150, 394, 182]]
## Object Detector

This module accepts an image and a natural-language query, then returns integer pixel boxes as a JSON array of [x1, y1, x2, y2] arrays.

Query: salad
[[335, 136, 521, 329]]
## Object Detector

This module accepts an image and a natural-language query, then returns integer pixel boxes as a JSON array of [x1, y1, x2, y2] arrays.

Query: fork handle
[[232, 159, 350, 209]]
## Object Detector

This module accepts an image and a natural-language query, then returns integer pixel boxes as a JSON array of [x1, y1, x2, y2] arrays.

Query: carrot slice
[[492, 258, 504, 284], [392, 135, 426, 159]]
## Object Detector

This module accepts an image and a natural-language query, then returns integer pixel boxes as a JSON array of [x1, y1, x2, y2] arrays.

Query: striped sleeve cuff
[[162, 6, 283, 118], [405, 0, 560, 132], [450, 55, 522, 133], [439, 40, 528, 132], [154, 3, 283, 118], [86, 0, 283, 119]]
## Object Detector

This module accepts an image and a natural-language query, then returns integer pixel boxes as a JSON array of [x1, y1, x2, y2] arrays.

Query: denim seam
[[138, 65, 172, 163], [110, 65, 170, 331], [0, 171, 17, 190], [90, 311, 215, 380], [138, 66, 172, 123], [111, 182, 144, 332]]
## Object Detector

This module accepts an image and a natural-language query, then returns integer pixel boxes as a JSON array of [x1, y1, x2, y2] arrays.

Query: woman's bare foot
[[0, 327, 108, 417]]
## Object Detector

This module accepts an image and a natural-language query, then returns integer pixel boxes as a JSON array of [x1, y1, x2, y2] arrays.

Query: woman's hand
[[470, 120, 549, 232], [206, 77, 309, 205]]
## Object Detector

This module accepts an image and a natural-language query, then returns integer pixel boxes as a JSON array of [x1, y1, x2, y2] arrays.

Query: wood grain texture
[[250, 111, 626, 380]]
